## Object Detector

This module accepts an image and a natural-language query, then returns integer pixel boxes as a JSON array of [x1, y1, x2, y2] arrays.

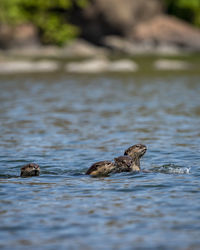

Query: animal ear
[[124, 150, 128, 155]]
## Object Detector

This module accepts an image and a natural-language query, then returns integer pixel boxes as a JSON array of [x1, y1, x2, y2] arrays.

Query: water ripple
[[0, 73, 200, 249]]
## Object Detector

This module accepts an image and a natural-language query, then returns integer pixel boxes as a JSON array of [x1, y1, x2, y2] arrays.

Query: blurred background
[[0, 0, 200, 66], [0, 0, 200, 73], [0, 1, 200, 250]]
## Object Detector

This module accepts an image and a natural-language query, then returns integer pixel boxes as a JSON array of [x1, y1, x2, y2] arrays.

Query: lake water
[[0, 71, 200, 249]]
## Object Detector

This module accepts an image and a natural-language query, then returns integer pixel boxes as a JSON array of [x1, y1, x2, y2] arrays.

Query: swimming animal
[[20, 163, 40, 177], [86, 144, 147, 177], [113, 154, 140, 172], [114, 144, 147, 173], [124, 144, 147, 159], [85, 161, 116, 177]]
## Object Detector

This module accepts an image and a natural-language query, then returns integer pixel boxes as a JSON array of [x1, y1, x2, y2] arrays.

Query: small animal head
[[124, 144, 147, 158], [20, 163, 40, 177]]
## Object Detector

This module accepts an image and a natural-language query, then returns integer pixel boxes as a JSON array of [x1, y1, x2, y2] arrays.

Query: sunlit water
[[0, 72, 200, 249]]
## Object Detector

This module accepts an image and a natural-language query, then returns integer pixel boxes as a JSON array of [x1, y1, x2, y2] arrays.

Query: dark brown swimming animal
[[20, 163, 40, 177], [86, 144, 147, 177], [86, 161, 116, 177], [114, 144, 147, 173], [124, 144, 147, 159], [114, 154, 140, 172]]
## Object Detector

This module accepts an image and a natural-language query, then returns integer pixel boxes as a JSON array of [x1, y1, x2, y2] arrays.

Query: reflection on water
[[0, 72, 200, 249]]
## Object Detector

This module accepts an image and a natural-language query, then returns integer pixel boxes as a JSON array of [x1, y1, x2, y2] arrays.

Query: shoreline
[[0, 40, 200, 75]]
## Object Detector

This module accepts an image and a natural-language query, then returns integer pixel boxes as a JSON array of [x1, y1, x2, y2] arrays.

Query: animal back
[[86, 161, 113, 175]]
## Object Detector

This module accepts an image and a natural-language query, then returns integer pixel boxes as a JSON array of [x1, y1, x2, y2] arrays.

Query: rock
[[66, 58, 109, 73], [107, 59, 138, 72], [133, 15, 200, 51], [104, 36, 137, 53], [104, 14, 200, 54], [0, 23, 40, 49], [6, 46, 61, 58], [63, 39, 109, 57], [154, 59, 190, 70], [103, 35, 181, 55], [0, 60, 59, 74], [66, 58, 138, 73], [152, 43, 182, 55], [80, 0, 163, 43], [5, 39, 108, 59]]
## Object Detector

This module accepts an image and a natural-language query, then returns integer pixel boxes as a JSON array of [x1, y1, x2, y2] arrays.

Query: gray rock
[[6, 46, 63, 58], [104, 36, 137, 54], [66, 58, 109, 73], [5, 39, 108, 59], [0, 60, 59, 74], [63, 39, 108, 57], [133, 15, 200, 52], [66, 58, 138, 73], [103, 35, 181, 55], [154, 59, 190, 70], [107, 59, 138, 72]]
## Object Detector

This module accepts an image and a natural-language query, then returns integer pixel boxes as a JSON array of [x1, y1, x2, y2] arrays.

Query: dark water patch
[[0, 174, 20, 179]]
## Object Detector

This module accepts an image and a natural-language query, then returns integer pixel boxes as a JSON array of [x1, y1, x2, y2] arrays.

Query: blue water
[[0, 72, 200, 249]]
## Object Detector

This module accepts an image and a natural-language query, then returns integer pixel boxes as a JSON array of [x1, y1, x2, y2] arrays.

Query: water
[[0, 72, 200, 249]]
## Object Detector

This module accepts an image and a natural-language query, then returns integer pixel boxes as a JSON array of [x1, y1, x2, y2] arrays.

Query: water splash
[[150, 164, 191, 174]]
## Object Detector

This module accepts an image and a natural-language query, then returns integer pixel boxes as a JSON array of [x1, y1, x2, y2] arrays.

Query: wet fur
[[86, 144, 147, 177], [86, 161, 115, 177], [114, 155, 140, 172], [113, 144, 147, 173], [20, 163, 40, 177], [124, 144, 147, 158]]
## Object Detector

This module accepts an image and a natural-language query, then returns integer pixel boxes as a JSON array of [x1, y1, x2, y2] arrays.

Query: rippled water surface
[[0, 72, 200, 249]]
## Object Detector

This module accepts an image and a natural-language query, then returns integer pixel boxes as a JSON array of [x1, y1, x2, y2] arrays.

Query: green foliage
[[165, 0, 200, 27], [0, 0, 88, 45]]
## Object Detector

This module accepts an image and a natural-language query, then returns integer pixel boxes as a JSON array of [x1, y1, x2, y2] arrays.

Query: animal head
[[124, 144, 147, 158], [20, 163, 40, 177]]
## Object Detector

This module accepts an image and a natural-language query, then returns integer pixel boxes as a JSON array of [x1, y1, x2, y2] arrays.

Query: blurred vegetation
[[0, 0, 88, 46], [165, 0, 200, 27], [0, 0, 199, 46]]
